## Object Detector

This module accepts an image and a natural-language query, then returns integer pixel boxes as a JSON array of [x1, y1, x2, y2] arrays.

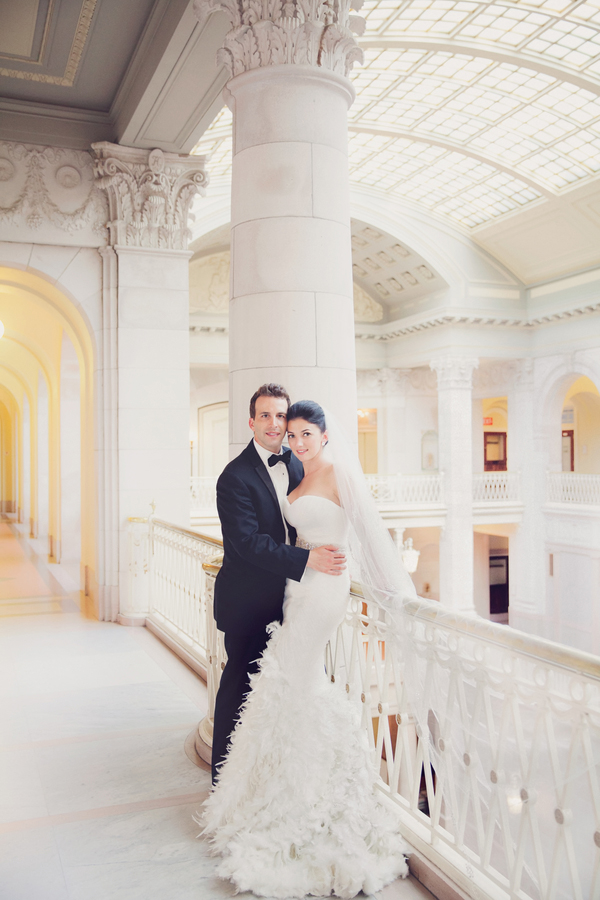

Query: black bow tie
[[268, 449, 292, 468]]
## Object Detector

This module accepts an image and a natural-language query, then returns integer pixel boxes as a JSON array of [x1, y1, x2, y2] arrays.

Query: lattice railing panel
[[326, 587, 600, 900]]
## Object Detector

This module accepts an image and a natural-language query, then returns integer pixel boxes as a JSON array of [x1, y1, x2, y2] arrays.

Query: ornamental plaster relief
[[0, 142, 108, 247], [430, 357, 479, 390], [93, 143, 208, 251], [473, 360, 520, 396], [194, 0, 365, 78], [353, 284, 383, 322], [356, 366, 437, 396], [190, 251, 230, 313]]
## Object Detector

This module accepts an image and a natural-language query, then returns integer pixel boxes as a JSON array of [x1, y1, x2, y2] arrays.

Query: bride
[[201, 401, 414, 898]]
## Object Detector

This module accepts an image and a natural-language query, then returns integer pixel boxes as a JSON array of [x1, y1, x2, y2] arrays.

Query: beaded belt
[[296, 537, 346, 552], [296, 537, 321, 550]]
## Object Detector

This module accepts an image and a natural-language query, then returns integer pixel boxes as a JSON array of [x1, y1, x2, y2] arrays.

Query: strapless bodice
[[283, 495, 349, 548]]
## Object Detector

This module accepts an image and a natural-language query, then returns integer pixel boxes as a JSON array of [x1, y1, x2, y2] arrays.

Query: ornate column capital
[[92, 143, 209, 250], [194, 0, 365, 79], [430, 357, 479, 390], [514, 358, 534, 390]]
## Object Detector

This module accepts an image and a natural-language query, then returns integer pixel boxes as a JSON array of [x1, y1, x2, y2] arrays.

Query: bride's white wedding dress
[[201, 495, 409, 899]]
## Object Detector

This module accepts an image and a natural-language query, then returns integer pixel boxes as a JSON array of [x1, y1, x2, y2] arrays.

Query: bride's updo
[[287, 400, 326, 432]]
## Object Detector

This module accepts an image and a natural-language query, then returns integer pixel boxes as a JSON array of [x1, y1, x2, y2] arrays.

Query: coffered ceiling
[[0, 0, 228, 150]]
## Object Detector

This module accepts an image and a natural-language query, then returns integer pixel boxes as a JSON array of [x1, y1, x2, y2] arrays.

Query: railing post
[[194, 564, 227, 765], [118, 517, 150, 626]]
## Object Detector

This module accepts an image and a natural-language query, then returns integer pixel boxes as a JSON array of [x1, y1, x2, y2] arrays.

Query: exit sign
[[483, 417, 493, 425]]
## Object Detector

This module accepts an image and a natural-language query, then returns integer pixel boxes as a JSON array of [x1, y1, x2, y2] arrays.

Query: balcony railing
[[133, 518, 600, 900], [191, 473, 444, 514], [547, 472, 600, 506], [191, 476, 218, 514], [365, 473, 444, 505], [191, 472, 523, 515], [146, 518, 222, 675], [472, 471, 521, 502]]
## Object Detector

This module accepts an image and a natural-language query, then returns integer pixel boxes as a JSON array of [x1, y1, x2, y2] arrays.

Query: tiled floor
[[0, 523, 434, 900]]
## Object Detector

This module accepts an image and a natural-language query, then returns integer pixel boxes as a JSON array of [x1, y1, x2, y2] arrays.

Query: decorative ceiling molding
[[356, 302, 600, 342], [0, 0, 98, 86]]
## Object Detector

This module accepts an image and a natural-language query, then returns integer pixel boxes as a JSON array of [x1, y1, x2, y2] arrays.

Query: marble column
[[93, 143, 208, 621], [196, 0, 365, 451], [431, 357, 478, 613]]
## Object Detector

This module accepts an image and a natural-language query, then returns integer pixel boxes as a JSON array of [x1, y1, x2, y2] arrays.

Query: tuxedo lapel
[[243, 440, 280, 510], [255, 460, 279, 506]]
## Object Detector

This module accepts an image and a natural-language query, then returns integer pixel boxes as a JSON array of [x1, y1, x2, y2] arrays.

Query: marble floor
[[0, 523, 435, 900]]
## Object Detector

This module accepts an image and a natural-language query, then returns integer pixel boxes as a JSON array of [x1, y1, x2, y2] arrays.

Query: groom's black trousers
[[211, 624, 275, 784]]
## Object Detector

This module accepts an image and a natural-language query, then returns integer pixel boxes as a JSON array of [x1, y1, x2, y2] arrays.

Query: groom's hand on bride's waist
[[306, 546, 347, 576]]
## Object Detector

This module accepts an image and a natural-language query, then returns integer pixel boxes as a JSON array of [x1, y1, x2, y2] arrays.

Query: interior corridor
[[0, 521, 433, 900]]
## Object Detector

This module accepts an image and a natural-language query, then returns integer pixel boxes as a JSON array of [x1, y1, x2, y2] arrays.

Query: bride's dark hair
[[287, 400, 326, 432]]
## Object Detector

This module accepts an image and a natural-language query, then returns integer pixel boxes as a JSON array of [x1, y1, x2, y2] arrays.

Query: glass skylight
[[193, 0, 600, 229]]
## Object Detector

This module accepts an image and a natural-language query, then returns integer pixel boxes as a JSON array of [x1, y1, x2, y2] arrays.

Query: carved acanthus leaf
[[0, 141, 108, 238], [195, 0, 364, 77], [430, 357, 479, 390], [92, 143, 209, 251]]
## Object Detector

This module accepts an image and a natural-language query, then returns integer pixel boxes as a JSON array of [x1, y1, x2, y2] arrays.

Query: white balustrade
[[327, 586, 600, 900], [547, 472, 600, 506], [365, 473, 444, 505], [190, 475, 218, 513], [139, 518, 600, 899], [190, 472, 524, 515], [472, 471, 521, 502], [146, 518, 222, 675]]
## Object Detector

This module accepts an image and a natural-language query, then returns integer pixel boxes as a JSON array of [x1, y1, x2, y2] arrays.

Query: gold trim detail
[[0, 0, 98, 87]]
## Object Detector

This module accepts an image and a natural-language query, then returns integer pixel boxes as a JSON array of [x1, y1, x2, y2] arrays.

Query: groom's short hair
[[249, 383, 291, 419]]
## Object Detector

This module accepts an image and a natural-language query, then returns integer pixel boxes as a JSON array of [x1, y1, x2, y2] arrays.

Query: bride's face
[[287, 418, 327, 463]]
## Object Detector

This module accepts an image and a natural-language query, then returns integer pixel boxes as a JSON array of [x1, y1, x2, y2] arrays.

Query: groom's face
[[250, 396, 288, 453]]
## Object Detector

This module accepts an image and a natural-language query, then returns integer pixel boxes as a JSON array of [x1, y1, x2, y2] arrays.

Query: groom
[[211, 383, 346, 783]]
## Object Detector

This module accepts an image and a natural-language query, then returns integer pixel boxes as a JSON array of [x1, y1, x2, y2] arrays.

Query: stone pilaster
[[508, 359, 547, 634], [431, 357, 479, 613], [93, 143, 208, 620]]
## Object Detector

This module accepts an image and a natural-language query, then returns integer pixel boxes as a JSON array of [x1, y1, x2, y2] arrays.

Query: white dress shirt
[[253, 439, 290, 544]]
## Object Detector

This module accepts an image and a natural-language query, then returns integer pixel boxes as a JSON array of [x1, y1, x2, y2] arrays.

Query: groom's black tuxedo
[[211, 439, 309, 781]]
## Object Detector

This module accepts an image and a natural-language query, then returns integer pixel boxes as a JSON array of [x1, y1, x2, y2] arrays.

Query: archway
[[0, 266, 96, 605]]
